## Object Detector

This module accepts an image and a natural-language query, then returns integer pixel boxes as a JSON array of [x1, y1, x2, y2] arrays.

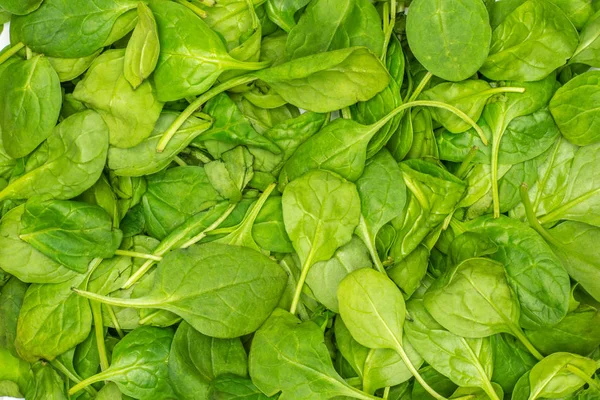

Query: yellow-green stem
[[0, 42, 24, 66]]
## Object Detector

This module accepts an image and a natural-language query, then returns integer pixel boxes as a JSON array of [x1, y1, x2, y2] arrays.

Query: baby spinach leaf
[[0, 347, 32, 394], [0, 0, 42, 15], [550, 70, 600, 146], [142, 166, 222, 239], [406, 0, 491, 81], [74, 243, 287, 338], [0, 55, 61, 159], [526, 304, 600, 356], [254, 46, 390, 113], [405, 298, 498, 400], [480, 0, 579, 81], [355, 149, 407, 272], [0, 110, 109, 203], [25, 362, 67, 400], [548, 0, 595, 29], [248, 308, 378, 400], [0, 277, 28, 356], [169, 321, 248, 400], [198, 0, 259, 52], [282, 169, 361, 314], [69, 326, 175, 399], [209, 374, 275, 400], [570, 10, 600, 67], [285, 0, 385, 59], [20, 200, 123, 273], [0, 205, 78, 284], [124, 2, 160, 89], [252, 195, 294, 253], [463, 216, 570, 330], [490, 334, 538, 394], [109, 112, 212, 177], [150, 0, 268, 102], [16, 273, 91, 362], [47, 50, 102, 82], [306, 236, 372, 312], [527, 353, 597, 400], [197, 92, 281, 155], [205, 147, 254, 203], [73, 49, 164, 149], [266, 0, 310, 32], [388, 245, 429, 298], [424, 257, 541, 357], [338, 268, 447, 400], [11, 0, 139, 58]]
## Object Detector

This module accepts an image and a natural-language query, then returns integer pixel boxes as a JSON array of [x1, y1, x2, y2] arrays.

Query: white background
[[1, 22, 9, 48]]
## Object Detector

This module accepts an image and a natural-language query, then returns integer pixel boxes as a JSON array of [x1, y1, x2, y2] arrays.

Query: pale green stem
[[69, 370, 120, 396], [289, 252, 316, 315], [0, 42, 24, 66], [341, 107, 352, 119], [180, 203, 237, 248], [138, 309, 163, 325], [114, 249, 163, 262], [73, 288, 152, 309], [156, 74, 258, 152], [393, 344, 448, 400], [490, 122, 504, 218], [408, 72, 432, 103], [173, 156, 187, 167], [507, 323, 544, 361], [51, 359, 97, 396], [105, 305, 124, 338], [90, 301, 110, 371], [520, 184, 564, 248], [565, 365, 600, 391], [383, 386, 391, 400], [175, 0, 207, 18], [455, 146, 479, 180], [381, 0, 397, 60], [25, 47, 32, 60]]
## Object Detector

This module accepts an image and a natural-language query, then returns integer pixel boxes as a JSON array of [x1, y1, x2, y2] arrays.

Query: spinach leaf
[[266, 0, 310, 32], [73, 49, 164, 149], [550, 70, 600, 146], [124, 2, 160, 89], [169, 321, 248, 400], [25, 362, 67, 400], [0, 55, 61, 158], [0, 0, 42, 15], [150, 0, 268, 102], [47, 50, 102, 82], [0, 277, 28, 356], [11, 0, 138, 58], [407, 0, 491, 81], [570, 10, 600, 67], [528, 353, 597, 400], [282, 169, 361, 314], [20, 200, 123, 273], [209, 374, 275, 400], [490, 334, 538, 394], [355, 149, 407, 272], [285, 0, 385, 59], [69, 326, 175, 398], [481, 0, 579, 81], [74, 243, 287, 338], [249, 308, 378, 400], [254, 47, 390, 113], [0, 205, 78, 284]]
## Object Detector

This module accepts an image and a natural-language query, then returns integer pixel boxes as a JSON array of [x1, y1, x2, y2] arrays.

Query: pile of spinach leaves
[[1, 0, 600, 399]]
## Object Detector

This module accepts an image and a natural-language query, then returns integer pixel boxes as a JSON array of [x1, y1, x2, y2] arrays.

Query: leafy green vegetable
[[124, 2, 160, 89]]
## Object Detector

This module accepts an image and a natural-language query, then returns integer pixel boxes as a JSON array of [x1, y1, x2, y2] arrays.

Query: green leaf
[[528, 353, 597, 400], [0, 277, 28, 356], [169, 322, 248, 400], [12, 0, 139, 58], [407, 0, 491, 81], [73, 49, 164, 149], [266, 0, 310, 32], [0, 55, 61, 158], [124, 2, 160, 88], [20, 200, 123, 273], [25, 362, 67, 400], [570, 10, 600, 67], [285, 0, 385, 59], [74, 243, 287, 338], [481, 0, 579, 81]]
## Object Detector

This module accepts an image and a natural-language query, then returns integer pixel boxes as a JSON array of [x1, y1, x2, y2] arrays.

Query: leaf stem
[[381, 0, 397, 61], [519, 184, 564, 248], [173, 156, 187, 167], [180, 203, 237, 248], [0, 42, 24, 66], [373, 100, 487, 145], [408, 72, 432, 103], [394, 344, 448, 400], [357, 217, 386, 274], [507, 323, 544, 361], [105, 305, 124, 338], [90, 301, 110, 371], [50, 359, 97, 396], [114, 249, 163, 261], [156, 74, 259, 152], [290, 252, 316, 315], [68, 370, 118, 396], [341, 107, 352, 120], [455, 146, 479, 180], [175, 0, 207, 18], [565, 365, 600, 390], [73, 288, 153, 309]]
